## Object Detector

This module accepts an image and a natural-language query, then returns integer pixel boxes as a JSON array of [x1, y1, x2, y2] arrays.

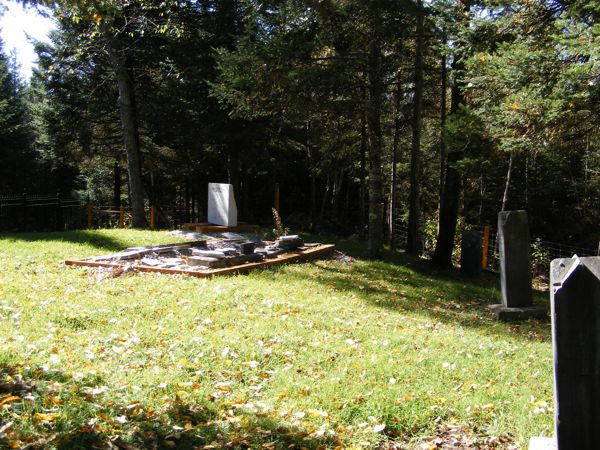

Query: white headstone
[[207, 183, 238, 227]]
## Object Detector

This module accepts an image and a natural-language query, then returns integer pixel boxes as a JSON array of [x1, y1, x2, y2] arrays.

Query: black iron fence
[[392, 215, 598, 276], [0, 193, 85, 232]]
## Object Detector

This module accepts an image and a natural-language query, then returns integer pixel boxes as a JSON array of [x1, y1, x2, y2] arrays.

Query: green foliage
[[0, 40, 37, 192], [272, 207, 289, 238], [531, 237, 551, 277], [443, 104, 489, 167]]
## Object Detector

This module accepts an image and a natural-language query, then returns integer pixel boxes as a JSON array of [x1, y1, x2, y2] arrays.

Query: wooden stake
[[482, 225, 490, 269], [150, 205, 156, 230]]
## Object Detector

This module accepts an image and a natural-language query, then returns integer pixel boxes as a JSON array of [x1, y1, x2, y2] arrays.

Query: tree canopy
[[1, 0, 598, 256]]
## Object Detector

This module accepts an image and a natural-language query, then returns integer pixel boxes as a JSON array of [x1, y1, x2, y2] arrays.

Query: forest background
[[1, 0, 598, 265]]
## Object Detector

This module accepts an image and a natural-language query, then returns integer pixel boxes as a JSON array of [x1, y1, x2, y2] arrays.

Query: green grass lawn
[[0, 230, 553, 449]]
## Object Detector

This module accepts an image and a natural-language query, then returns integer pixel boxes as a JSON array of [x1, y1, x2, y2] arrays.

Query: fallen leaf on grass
[[0, 395, 20, 407], [34, 412, 59, 423], [215, 382, 232, 392]]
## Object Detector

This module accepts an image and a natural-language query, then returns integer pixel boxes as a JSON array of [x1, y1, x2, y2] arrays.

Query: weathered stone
[[279, 235, 300, 241], [550, 256, 600, 449], [488, 304, 546, 321], [191, 249, 227, 258], [140, 258, 161, 267], [225, 255, 247, 266], [240, 242, 255, 255], [460, 230, 482, 278], [187, 256, 227, 268], [207, 183, 237, 227], [489, 210, 545, 321], [275, 236, 303, 251], [162, 258, 185, 265], [499, 210, 532, 307], [244, 253, 265, 263], [256, 247, 285, 258]]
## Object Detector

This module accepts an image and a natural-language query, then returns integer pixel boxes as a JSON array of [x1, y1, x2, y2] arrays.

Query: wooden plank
[[65, 244, 336, 278], [181, 222, 261, 233]]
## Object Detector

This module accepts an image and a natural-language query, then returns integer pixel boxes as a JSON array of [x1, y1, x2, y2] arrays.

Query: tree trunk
[[501, 153, 513, 212], [359, 93, 368, 238], [390, 79, 402, 249], [366, 1, 384, 258], [185, 178, 191, 223], [407, 0, 425, 255], [439, 34, 447, 223], [432, 2, 470, 269], [332, 168, 345, 223], [320, 176, 331, 222], [113, 160, 121, 209], [102, 21, 146, 228], [307, 118, 317, 231]]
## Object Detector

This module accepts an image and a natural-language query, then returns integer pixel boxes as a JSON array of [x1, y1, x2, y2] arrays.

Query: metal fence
[[0, 193, 85, 232], [392, 215, 598, 276], [87, 203, 196, 230], [468, 224, 598, 276]]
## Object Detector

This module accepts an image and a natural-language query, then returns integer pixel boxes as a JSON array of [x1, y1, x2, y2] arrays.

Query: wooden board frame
[[65, 244, 335, 278], [181, 223, 261, 233]]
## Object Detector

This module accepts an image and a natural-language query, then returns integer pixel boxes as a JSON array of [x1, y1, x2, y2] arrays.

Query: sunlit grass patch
[[0, 229, 553, 449]]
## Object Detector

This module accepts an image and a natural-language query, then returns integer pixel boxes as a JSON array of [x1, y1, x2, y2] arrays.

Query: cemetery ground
[[0, 230, 553, 449]]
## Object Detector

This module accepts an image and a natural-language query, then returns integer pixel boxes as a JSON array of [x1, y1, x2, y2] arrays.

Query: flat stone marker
[[460, 230, 482, 278], [207, 183, 238, 227], [489, 210, 545, 321]]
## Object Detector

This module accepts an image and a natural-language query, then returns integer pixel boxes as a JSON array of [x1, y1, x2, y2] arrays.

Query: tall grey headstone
[[461, 230, 482, 278], [207, 183, 238, 227], [489, 210, 545, 320], [551, 256, 600, 449]]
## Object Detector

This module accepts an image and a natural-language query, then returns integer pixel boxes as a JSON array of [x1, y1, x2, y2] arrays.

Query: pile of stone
[[93, 236, 321, 272]]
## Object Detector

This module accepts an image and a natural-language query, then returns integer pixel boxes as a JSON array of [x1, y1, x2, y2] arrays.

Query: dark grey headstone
[[489, 210, 545, 321], [550, 256, 600, 449], [461, 230, 482, 277], [499, 210, 532, 307]]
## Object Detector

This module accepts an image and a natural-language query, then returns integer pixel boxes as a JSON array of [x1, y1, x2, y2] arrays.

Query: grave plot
[[65, 235, 335, 278]]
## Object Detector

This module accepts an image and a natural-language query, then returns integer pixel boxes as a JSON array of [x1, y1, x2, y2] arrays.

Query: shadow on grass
[[0, 360, 336, 450], [293, 236, 550, 343], [0, 230, 125, 253]]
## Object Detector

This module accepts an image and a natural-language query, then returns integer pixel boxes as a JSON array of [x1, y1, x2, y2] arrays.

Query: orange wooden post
[[274, 183, 280, 212], [150, 205, 156, 230], [86, 199, 93, 229], [482, 225, 490, 269], [119, 207, 124, 228]]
